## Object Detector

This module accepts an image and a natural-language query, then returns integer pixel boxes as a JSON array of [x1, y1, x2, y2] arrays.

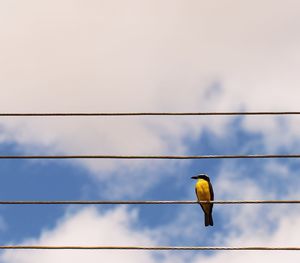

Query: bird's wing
[[209, 181, 214, 201], [208, 181, 214, 213]]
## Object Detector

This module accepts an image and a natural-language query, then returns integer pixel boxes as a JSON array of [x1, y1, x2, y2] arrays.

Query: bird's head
[[191, 173, 210, 181]]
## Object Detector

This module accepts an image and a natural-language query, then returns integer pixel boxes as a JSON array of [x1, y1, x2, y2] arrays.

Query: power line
[[0, 111, 300, 117], [0, 154, 300, 159], [0, 245, 299, 250], [0, 200, 299, 205]]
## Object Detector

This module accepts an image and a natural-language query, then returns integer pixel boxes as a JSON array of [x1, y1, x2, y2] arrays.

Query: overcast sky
[[1, 1, 300, 262]]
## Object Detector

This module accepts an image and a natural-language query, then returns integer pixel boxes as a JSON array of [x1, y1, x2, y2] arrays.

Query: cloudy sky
[[1, 0, 300, 262]]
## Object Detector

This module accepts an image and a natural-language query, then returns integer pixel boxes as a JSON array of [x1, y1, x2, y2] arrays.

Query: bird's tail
[[205, 213, 213, 227]]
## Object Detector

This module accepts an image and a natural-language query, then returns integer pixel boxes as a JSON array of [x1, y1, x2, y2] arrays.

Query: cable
[[0, 111, 300, 117], [0, 200, 299, 205], [0, 245, 299, 250], [0, 154, 300, 159]]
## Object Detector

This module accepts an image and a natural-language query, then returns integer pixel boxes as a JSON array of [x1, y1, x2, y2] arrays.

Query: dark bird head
[[191, 173, 210, 181]]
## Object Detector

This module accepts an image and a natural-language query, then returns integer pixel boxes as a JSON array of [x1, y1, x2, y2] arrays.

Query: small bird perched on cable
[[191, 173, 214, 226]]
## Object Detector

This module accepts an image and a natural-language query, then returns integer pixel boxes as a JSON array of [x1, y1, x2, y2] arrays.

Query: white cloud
[[188, 160, 300, 263], [190, 210, 300, 263], [1, 0, 300, 199], [1, 190, 300, 263], [0, 206, 159, 263], [2, 2, 300, 262]]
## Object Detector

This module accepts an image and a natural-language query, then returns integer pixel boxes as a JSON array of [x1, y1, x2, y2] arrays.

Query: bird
[[191, 173, 214, 226]]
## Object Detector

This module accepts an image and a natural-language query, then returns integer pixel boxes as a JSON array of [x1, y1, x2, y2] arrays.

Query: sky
[[1, 0, 300, 262]]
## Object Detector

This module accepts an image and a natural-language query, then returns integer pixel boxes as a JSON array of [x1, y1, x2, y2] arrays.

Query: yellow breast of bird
[[195, 179, 211, 201]]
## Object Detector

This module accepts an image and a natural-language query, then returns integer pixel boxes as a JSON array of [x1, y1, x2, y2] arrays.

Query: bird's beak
[[191, 176, 198, 179]]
